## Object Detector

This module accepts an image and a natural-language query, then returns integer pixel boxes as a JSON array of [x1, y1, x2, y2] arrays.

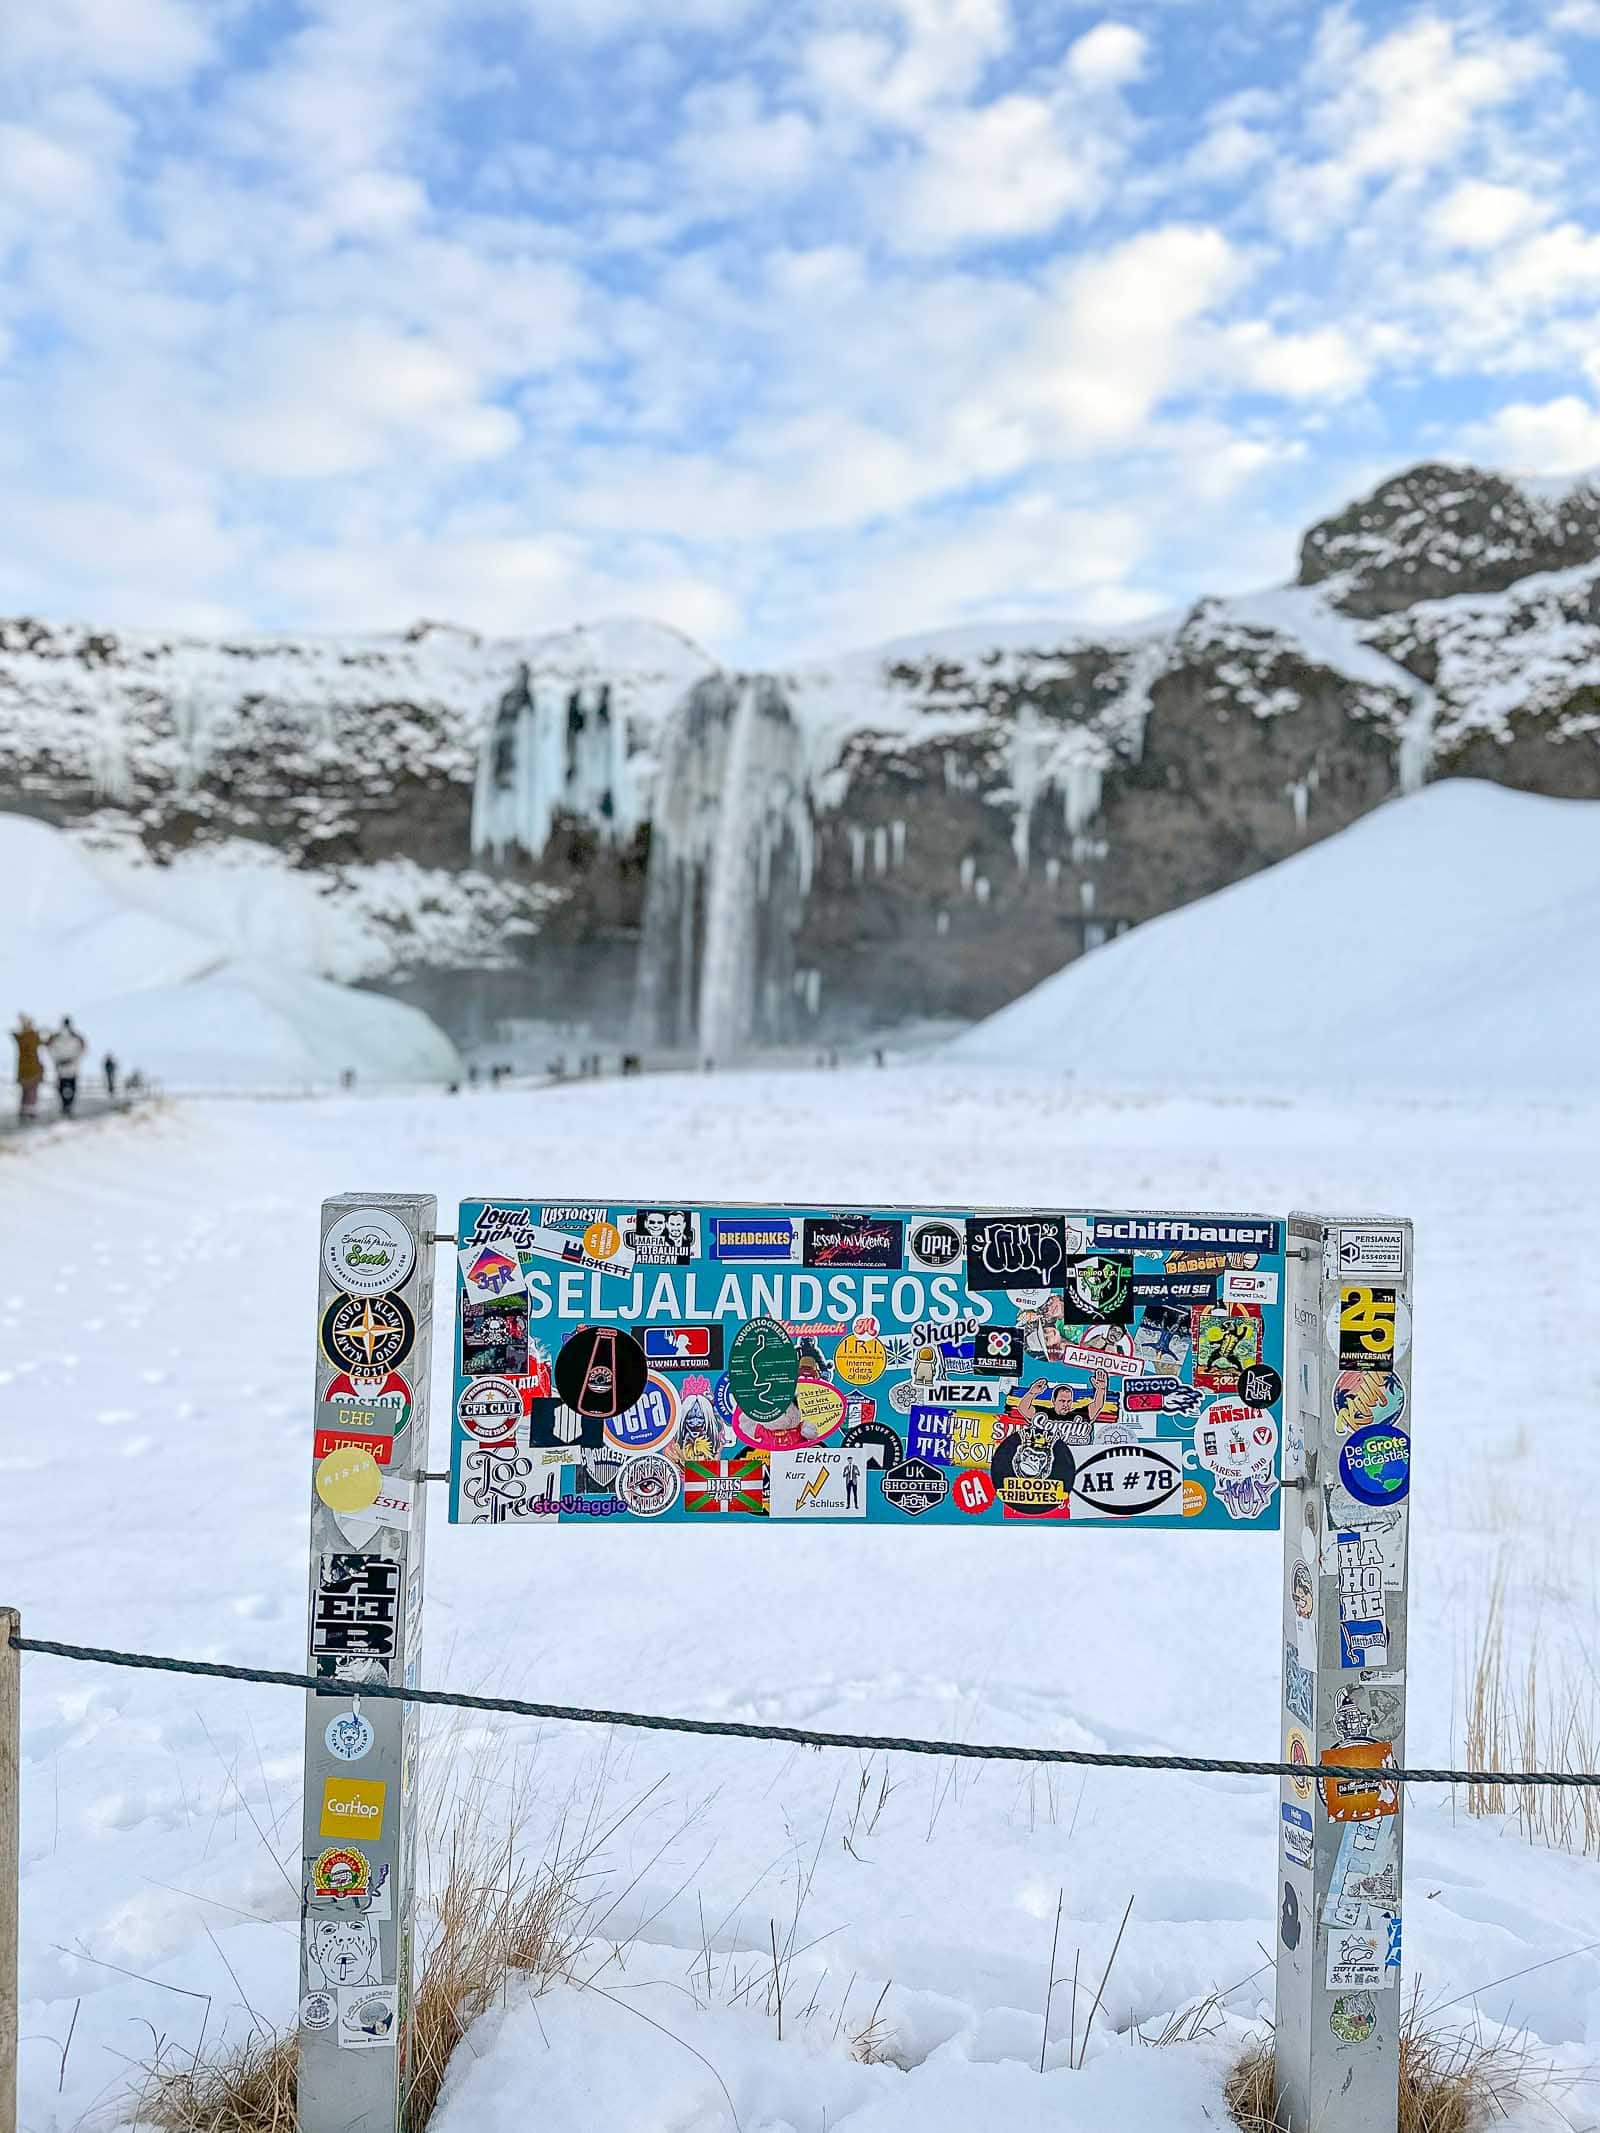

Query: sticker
[[972, 1325, 1024, 1377], [1338, 1286, 1398, 1369], [461, 1298, 529, 1377], [907, 1219, 963, 1270], [333, 1476, 415, 1540], [1196, 1401, 1277, 1522], [1223, 1269, 1279, 1306], [511, 1219, 635, 1279], [325, 1709, 377, 1764], [1236, 1364, 1282, 1410], [1064, 1255, 1134, 1323], [913, 1380, 1003, 1408], [1322, 1818, 1399, 1920], [990, 1426, 1074, 1517], [1285, 1649, 1315, 1729], [951, 1468, 997, 1515], [683, 1458, 767, 1514], [881, 1457, 950, 1516], [1281, 1801, 1313, 1871], [642, 1325, 725, 1371], [1330, 1680, 1404, 1748], [674, 1380, 722, 1461], [300, 1991, 337, 2030], [1181, 1478, 1207, 1516], [835, 1334, 887, 1385], [457, 1377, 523, 1445], [306, 1913, 381, 1990], [1334, 1528, 1389, 1668], [605, 1374, 679, 1453], [313, 1427, 396, 1466], [312, 1554, 399, 1660], [710, 1217, 797, 1262], [1056, 1336, 1146, 1379], [1329, 1993, 1376, 2044], [726, 1316, 800, 1423], [965, 1216, 1068, 1291], [770, 1445, 869, 1517], [627, 1209, 700, 1264], [1193, 1304, 1262, 1393], [1291, 1558, 1314, 1622], [315, 1447, 384, 1516], [529, 1400, 604, 1452], [555, 1326, 649, 1419], [1335, 1227, 1406, 1279], [1327, 1922, 1388, 1991], [1132, 1303, 1193, 1373], [793, 1376, 847, 1441], [1132, 1273, 1216, 1307], [1090, 1215, 1279, 1254], [321, 1292, 415, 1373], [1332, 1371, 1406, 1438], [1070, 1441, 1184, 1517], [311, 1846, 372, 1901], [1280, 1880, 1301, 1951], [802, 1216, 903, 1268], [536, 1204, 607, 1233], [1321, 1740, 1398, 1822], [1339, 1425, 1410, 1507], [458, 1242, 526, 1305], [337, 1984, 397, 2050], [324, 1370, 413, 1428], [324, 1211, 417, 1296], [1285, 1726, 1313, 1800], [320, 1777, 386, 1841], [842, 1418, 903, 1465], [616, 1453, 681, 1518]]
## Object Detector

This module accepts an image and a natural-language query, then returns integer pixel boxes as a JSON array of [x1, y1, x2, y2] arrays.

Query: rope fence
[[10, 1628, 1598, 1788]]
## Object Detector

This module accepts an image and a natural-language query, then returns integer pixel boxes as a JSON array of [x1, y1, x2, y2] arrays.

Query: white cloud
[[893, 90, 1112, 247], [1426, 179, 1549, 252], [1218, 320, 1372, 400], [0, 0, 214, 85], [1065, 22, 1147, 90], [1478, 394, 1600, 475], [673, 80, 820, 196]]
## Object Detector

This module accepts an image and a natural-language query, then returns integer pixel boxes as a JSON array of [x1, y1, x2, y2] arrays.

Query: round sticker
[[835, 1334, 886, 1385], [1286, 1727, 1313, 1800], [908, 1219, 963, 1269], [991, 1427, 1075, 1517], [325, 1710, 376, 1764], [554, 1326, 649, 1418], [951, 1468, 997, 1516], [1332, 1370, 1406, 1438], [1339, 1423, 1410, 1506], [315, 1444, 383, 1514], [726, 1316, 800, 1424], [323, 1210, 416, 1296], [794, 1378, 847, 1441], [300, 1991, 338, 2031], [606, 1373, 679, 1453], [1181, 1477, 1207, 1517], [457, 1377, 523, 1445], [1330, 1994, 1376, 2044], [617, 1453, 681, 1518], [583, 1219, 623, 1263], [324, 1369, 413, 1429], [1237, 1364, 1283, 1410], [311, 1845, 371, 1900], [321, 1291, 415, 1373]]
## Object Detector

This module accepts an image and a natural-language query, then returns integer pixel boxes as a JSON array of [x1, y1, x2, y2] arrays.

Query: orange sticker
[[583, 1220, 623, 1263], [1182, 1478, 1208, 1517], [1321, 1739, 1398, 1822]]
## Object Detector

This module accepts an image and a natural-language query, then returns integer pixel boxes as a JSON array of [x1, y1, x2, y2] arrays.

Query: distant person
[[47, 1016, 87, 1117], [103, 1052, 118, 1098], [12, 1015, 44, 1122]]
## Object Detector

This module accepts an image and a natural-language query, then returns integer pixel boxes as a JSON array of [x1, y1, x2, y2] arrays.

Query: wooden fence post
[[1, 1605, 19, 2133]]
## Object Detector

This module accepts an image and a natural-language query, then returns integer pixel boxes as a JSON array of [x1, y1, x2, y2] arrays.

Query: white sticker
[[324, 1211, 416, 1297], [1223, 1269, 1279, 1305], [1326, 1921, 1390, 1991], [458, 1242, 527, 1304], [516, 1219, 636, 1280], [307, 1914, 383, 1990], [769, 1445, 870, 1518], [337, 1983, 398, 2049], [1334, 1227, 1406, 1280], [334, 1476, 415, 1542], [300, 1991, 337, 2030]]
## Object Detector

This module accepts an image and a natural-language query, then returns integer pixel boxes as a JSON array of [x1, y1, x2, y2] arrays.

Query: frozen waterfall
[[470, 662, 632, 861], [633, 675, 812, 1060]]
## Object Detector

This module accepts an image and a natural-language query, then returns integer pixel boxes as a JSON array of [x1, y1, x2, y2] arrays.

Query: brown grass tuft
[[1461, 1561, 1600, 1855], [139, 2030, 298, 2132]]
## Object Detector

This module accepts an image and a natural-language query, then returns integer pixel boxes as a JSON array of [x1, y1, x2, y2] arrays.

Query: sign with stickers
[[448, 1200, 1289, 1529]]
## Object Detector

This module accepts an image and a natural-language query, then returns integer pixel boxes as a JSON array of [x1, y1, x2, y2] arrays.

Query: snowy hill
[[949, 780, 1600, 1099], [0, 814, 463, 1088], [2, 460, 1599, 1053]]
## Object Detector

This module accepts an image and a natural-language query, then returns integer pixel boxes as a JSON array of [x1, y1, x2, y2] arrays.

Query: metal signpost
[[297, 1196, 1411, 2133]]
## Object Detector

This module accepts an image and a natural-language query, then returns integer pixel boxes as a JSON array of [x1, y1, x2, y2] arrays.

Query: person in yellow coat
[[12, 1014, 44, 1121]]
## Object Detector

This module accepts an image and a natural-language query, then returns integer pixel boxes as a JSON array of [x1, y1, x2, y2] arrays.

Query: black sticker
[[908, 1219, 963, 1269], [842, 1418, 904, 1466], [629, 1209, 698, 1265], [527, 1397, 604, 1450], [321, 1291, 416, 1373], [972, 1325, 1024, 1377], [1130, 1273, 1217, 1306], [802, 1216, 904, 1268], [1339, 1287, 1397, 1370], [312, 1554, 400, 1658], [881, 1458, 950, 1517], [554, 1326, 649, 1418], [989, 1425, 1075, 1515], [1064, 1255, 1134, 1324], [1280, 1881, 1301, 1951], [965, 1216, 1067, 1291], [1238, 1364, 1283, 1410], [461, 1298, 529, 1378]]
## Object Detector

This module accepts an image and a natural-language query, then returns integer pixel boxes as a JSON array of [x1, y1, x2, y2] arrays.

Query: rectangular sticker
[[769, 1445, 870, 1517], [458, 1241, 527, 1302], [1334, 1227, 1406, 1279], [337, 1983, 398, 2049], [312, 1555, 400, 1659], [1339, 1286, 1397, 1369], [1222, 1269, 1279, 1305]]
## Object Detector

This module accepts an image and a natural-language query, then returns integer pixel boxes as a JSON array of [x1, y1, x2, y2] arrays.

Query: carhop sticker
[[325, 1210, 416, 1296], [321, 1291, 415, 1373], [320, 1777, 386, 1840]]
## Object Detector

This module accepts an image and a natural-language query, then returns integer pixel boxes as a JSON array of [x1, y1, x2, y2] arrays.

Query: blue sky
[[1, 0, 1598, 662]]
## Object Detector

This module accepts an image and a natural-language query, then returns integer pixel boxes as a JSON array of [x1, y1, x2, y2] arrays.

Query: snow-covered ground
[[952, 781, 1600, 1101], [1, 814, 462, 1090], [5, 1068, 1598, 2131]]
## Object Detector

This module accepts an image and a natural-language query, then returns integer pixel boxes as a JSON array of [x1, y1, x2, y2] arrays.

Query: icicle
[[1080, 879, 1096, 915], [872, 825, 888, 875], [975, 875, 990, 905], [959, 855, 976, 893], [1045, 856, 1060, 886], [891, 819, 906, 865], [849, 827, 866, 882]]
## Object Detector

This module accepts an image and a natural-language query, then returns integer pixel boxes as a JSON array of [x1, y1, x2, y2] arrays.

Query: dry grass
[[138, 2031, 297, 2132], [1461, 1561, 1600, 1855], [1226, 1990, 1535, 2133]]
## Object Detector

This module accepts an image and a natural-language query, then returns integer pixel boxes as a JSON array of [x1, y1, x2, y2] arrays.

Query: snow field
[[3, 1069, 1598, 2130]]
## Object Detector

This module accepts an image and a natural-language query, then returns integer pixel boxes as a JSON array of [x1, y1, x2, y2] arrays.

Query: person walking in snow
[[13, 1015, 44, 1122], [47, 1015, 88, 1117], [103, 1052, 118, 1099]]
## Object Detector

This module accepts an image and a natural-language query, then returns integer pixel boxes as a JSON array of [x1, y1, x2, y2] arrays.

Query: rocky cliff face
[[2, 458, 1597, 1052]]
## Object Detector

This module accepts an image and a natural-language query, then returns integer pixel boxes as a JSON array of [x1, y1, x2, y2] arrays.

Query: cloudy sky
[[2, 0, 1598, 661]]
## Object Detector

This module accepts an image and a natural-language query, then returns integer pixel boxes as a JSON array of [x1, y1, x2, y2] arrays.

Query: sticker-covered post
[[1276, 1215, 1412, 2132], [299, 1194, 435, 2133]]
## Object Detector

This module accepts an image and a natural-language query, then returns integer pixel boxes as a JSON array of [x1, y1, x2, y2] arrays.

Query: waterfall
[[470, 663, 629, 861], [633, 674, 811, 1060]]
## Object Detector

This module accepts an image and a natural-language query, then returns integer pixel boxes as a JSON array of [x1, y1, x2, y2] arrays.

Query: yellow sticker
[[1286, 1726, 1313, 1800], [1181, 1477, 1208, 1518], [794, 1378, 846, 1437], [583, 1220, 623, 1263], [321, 1777, 387, 1839], [315, 1444, 383, 1513], [834, 1335, 886, 1385]]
